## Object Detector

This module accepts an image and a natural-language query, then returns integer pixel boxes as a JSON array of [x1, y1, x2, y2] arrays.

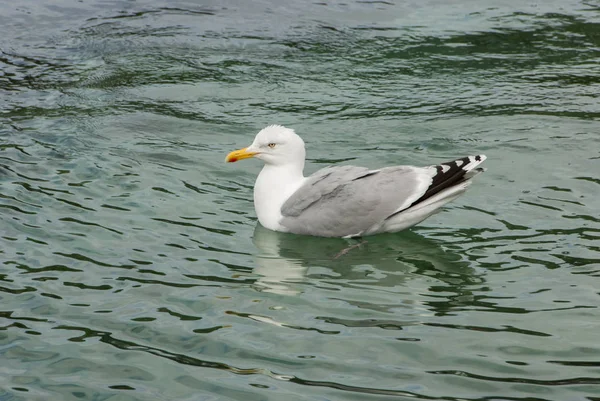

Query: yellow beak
[[225, 147, 258, 163]]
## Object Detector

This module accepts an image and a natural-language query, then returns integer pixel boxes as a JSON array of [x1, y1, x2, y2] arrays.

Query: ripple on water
[[2, 1, 600, 400]]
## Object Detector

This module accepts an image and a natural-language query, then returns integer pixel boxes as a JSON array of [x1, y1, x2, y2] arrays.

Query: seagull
[[226, 125, 486, 238]]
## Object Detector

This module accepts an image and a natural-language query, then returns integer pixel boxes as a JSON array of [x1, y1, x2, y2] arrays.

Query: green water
[[1, 1, 599, 400]]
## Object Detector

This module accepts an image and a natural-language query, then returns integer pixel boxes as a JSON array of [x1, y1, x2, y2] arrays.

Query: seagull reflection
[[251, 225, 307, 295], [251, 224, 477, 296]]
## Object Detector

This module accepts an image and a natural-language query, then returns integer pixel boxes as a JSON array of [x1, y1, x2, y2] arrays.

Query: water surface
[[1, 1, 599, 400]]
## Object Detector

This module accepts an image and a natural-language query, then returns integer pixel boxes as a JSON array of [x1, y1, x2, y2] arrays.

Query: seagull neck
[[261, 163, 305, 181], [254, 163, 305, 231]]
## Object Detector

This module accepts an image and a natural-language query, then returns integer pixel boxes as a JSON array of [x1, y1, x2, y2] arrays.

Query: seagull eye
[[267, 143, 276, 148]]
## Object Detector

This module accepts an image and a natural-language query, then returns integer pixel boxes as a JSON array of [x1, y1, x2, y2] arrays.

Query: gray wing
[[279, 155, 487, 237], [279, 165, 433, 237]]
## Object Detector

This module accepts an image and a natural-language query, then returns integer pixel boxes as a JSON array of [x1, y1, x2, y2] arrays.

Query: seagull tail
[[379, 155, 487, 233]]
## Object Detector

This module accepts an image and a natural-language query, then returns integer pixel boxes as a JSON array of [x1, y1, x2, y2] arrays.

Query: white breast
[[253, 165, 305, 232]]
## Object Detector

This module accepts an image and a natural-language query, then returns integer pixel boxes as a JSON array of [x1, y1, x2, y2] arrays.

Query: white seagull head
[[225, 125, 306, 168]]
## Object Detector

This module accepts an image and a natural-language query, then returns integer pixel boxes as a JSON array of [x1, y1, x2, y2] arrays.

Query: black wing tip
[[410, 154, 487, 209], [459, 154, 486, 164]]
